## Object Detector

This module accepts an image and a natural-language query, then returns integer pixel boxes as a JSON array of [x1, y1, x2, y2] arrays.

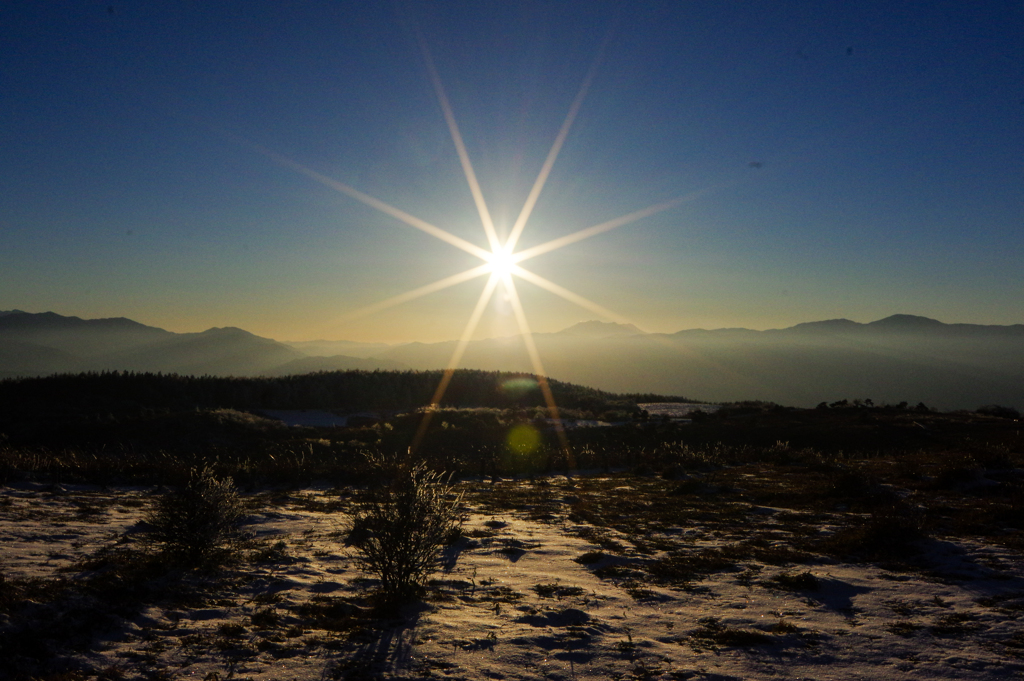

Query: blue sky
[[2, 1, 1021, 342]]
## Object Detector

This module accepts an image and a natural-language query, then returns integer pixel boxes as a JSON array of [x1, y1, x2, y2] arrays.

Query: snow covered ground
[[259, 410, 351, 428], [639, 403, 721, 419], [2, 475, 1022, 680]]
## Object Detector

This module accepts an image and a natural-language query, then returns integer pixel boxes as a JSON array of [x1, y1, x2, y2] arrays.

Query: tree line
[[0, 369, 694, 417]]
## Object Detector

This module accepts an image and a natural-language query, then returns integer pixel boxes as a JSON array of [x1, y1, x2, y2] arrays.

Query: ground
[[2, 460, 1023, 680]]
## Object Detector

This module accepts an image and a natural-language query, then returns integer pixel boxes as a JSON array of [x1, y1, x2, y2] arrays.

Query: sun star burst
[[485, 248, 517, 278], [244, 33, 693, 456]]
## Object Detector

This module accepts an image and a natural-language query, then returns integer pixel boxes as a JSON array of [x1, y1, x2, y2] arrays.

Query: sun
[[244, 33, 691, 453], [485, 248, 517, 278]]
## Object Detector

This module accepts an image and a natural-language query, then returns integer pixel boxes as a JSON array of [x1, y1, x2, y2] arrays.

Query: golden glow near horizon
[[250, 36, 692, 452]]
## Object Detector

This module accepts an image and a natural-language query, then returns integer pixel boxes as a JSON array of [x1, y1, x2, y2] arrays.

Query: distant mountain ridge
[[0, 310, 407, 379], [282, 338, 393, 359], [1, 310, 1022, 410], [370, 314, 1024, 410], [554, 320, 644, 337]]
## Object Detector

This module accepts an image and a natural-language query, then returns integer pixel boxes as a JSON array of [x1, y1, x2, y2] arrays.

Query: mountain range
[[0, 310, 407, 379], [2, 310, 1022, 410]]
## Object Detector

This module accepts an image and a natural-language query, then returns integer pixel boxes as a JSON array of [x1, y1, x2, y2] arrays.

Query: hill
[[2, 311, 1022, 410]]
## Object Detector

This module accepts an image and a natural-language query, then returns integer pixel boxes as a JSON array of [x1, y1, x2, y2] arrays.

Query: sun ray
[[512, 196, 690, 264], [510, 265, 636, 326], [336, 263, 492, 323], [437, 273, 502, 382], [504, 37, 609, 254], [501, 273, 573, 462], [239, 138, 493, 261], [411, 273, 502, 453], [418, 35, 502, 253], [228, 32, 697, 467]]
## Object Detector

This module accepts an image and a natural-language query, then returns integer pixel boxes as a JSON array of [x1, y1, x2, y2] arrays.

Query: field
[[2, 402, 1023, 680]]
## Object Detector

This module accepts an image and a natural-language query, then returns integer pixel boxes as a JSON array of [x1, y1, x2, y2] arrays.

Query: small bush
[[250, 607, 279, 628], [763, 571, 820, 591], [349, 454, 463, 610], [296, 596, 365, 631], [933, 610, 978, 639], [931, 612, 982, 636], [574, 550, 606, 565], [532, 583, 586, 599], [817, 503, 928, 560], [647, 544, 767, 584], [622, 579, 658, 601], [976, 405, 1021, 420], [888, 621, 922, 637], [771, 619, 800, 634], [828, 470, 874, 498], [932, 455, 982, 490], [690, 617, 771, 647], [145, 466, 245, 566], [218, 622, 248, 637]]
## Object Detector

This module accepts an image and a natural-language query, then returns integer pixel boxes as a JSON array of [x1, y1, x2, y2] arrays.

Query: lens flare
[[506, 424, 541, 455], [500, 376, 539, 399]]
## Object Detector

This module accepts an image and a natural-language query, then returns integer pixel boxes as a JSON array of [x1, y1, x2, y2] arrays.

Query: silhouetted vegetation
[[0, 380, 1022, 679], [348, 455, 463, 610], [0, 368, 692, 416], [0, 375, 1020, 489], [144, 465, 246, 566], [0, 369, 692, 454], [977, 404, 1022, 420]]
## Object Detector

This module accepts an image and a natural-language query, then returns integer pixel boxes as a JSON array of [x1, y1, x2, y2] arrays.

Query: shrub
[[574, 551, 606, 565], [349, 454, 463, 610], [690, 616, 772, 647], [145, 465, 245, 566], [816, 502, 928, 560], [976, 405, 1021, 420], [828, 470, 874, 498], [763, 570, 820, 591]]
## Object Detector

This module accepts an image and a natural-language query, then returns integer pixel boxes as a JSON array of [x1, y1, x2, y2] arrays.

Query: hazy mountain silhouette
[[553, 321, 644, 338], [0, 310, 173, 357], [374, 316, 1024, 410], [1, 310, 1021, 410], [0, 337, 80, 375], [785, 318, 865, 333], [281, 339, 394, 359], [0, 311, 398, 378], [101, 327, 304, 376]]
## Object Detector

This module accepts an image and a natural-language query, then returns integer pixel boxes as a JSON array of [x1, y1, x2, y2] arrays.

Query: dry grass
[[1, 406, 1022, 678]]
